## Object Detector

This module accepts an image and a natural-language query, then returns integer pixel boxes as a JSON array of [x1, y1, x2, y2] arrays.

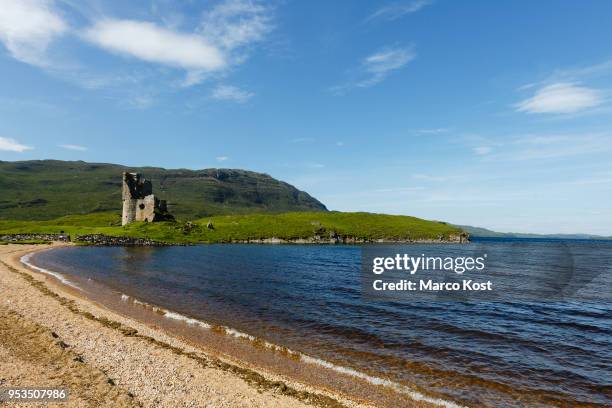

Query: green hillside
[[0, 160, 327, 220], [0, 212, 465, 244]]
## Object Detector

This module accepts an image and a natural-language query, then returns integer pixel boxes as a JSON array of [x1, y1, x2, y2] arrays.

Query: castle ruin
[[121, 172, 169, 225]]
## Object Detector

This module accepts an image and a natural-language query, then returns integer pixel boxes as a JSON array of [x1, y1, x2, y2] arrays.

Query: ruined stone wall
[[135, 195, 157, 223], [122, 172, 160, 225], [122, 199, 137, 226], [122, 172, 152, 200]]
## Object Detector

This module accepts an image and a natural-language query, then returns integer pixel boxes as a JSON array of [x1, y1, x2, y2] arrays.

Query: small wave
[[300, 355, 466, 408], [21, 253, 81, 290], [121, 294, 465, 408], [163, 310, 212, 329], [224, 327, 257, 341], [130, 298, 161, 314]]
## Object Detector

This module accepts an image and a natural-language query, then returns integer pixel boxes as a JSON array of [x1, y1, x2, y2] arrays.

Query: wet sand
[[0, 244, 442, 408]]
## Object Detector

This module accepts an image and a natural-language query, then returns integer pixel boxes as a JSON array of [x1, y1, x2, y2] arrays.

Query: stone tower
[[121, 172, 169, 225]]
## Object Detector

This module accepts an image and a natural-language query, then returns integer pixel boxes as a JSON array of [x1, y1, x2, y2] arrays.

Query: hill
[[455, 224, 611, 240], [0, 160, 327, 220]]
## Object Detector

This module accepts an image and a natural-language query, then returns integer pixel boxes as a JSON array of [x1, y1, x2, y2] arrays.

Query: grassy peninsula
[[0, 212, 464, 244], [0, 160, 466, 244]]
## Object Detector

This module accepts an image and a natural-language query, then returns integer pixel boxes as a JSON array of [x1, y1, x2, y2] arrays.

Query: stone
[[121, 172, 172, 225]]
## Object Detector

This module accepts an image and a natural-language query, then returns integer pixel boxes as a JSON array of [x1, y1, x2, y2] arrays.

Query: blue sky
[[1, 0, 611, 235]]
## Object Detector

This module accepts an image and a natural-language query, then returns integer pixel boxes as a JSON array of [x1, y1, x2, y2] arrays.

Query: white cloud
[[373, 186, 425, 193], [475, 132, 612, 162], [364, 47, 415, 75], [0, 136, 33, 152], [412, 173, 449, 182], [417, 128, 449, 134], [199, 0, 272, 51], [211, 85, 254, 103], [516, 82, 603, 114], [367, 0, 432, 22], [59, 144, 87, 151], [291, 137, 315, 143], [0, 0, 67, 66], [122, 94, 155, 109], [1, 0, 274, 92], [83, 19, 226, 72], [332, 46, 415, 93], [518, 135, 571, 145], [359, 46, 416, 87], [80, 1, 273, 88], [510, 133, 609, 160], [550, 60, 612, 82], [216, 156, 229, 162], [473, 146, 492, 155]]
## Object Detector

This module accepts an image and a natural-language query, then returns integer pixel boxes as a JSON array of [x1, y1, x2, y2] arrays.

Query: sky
[[1, 0, 611, 235]]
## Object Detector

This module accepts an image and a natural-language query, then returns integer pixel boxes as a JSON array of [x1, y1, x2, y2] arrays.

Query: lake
[[29, 239, 612, 407]]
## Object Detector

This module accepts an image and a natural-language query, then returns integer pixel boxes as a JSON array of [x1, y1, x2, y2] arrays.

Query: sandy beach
[[0, 243, 439, 408]]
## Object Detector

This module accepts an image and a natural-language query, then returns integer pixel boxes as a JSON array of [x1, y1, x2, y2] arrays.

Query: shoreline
[[0, 243, 457, 408], [2, 231, 469, 247]]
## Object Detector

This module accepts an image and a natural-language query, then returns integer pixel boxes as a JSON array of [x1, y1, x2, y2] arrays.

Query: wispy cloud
[[199, 0, 273, 51], [185, 0, 274, 85], [332, 46, 415, 94], [122, 94, 156, 109], [373, 186, 425, 193], [411, 173, 450, 182], [516, 82, 603, 114], [0, 136, 33, 152], [291, 137, 315, 143], [362, 47, 415, 84], [211, 85, 254, 103], [474, 132, 612, 162], [216, 156, 229, 162], [367, 0, 432, 22], [0, 97, 65, 117], [473, 146, 492, 155], [59, 144, 87, 151], [549, 59, 612, 82], [0, 0, 68, 67], [417, 128, 449, 134], [509, 133, 610, 160]]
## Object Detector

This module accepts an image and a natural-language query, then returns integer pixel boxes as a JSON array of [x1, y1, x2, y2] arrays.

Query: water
[[30, 240, 612, 407]]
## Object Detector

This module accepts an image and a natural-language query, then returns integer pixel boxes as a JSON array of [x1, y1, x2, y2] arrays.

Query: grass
[[0, 211, 464, 244]]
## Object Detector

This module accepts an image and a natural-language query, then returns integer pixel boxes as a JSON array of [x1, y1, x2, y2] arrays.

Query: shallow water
[[31, 239, 612, 407]]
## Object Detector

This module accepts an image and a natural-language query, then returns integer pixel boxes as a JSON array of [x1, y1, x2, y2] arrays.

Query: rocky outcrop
[[2, 232, 467, 246], [223, 233, 468, 244], [75, 234, 181, 246], [0, 233, 71, 242]]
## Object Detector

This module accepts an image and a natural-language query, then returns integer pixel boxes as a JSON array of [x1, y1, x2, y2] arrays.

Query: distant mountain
[[456, 224, 611, 240], [0, 160, 327, 220]]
